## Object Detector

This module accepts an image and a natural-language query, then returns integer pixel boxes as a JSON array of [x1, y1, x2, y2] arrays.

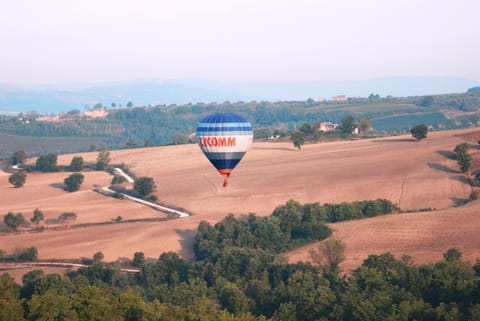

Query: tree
[[309, 239, 345, 273], [467, 86, 480, 93], [144, 138, 153, 147], [358, 117, 371, 135], [457, 151, 471, 173], [291, 131, 305, 150], [59, 212, 77, 221], [216, 279, 250, 314], [58, 212, 77, 227], [111, 175, 127, 185], [26, 288, 78, 320], [134, 177, 156, 197], [8, 171, 26, 188], [444, 248, 462, 262], [4, 212, 27, 230], [420, 95, 435, 107], [64, 173, 84, 192], [454, 143, 469, 155], [93, 251, 104, 264], [410, 124, 428, 140], [173, 133, 188, 145], [132, 252, 145, 267], [67, 109, 81, 115], [455, 143, 471, 173], [0, 274, 26, 321], [127, 101, 133, 108], [18, 246, 38, 261], [30, 208, 44, 226], [341, 115, 356, 134], [10, 150, 27, 165], [125, 138, 138, 149], [36, 154, 58, 172], [70, 156, 84, 172], [299, 122, 313, 135], [96, 148, 111, 170]]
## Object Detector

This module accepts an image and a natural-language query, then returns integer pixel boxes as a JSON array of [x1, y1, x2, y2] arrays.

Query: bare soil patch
[[456, 129, 480, 143]]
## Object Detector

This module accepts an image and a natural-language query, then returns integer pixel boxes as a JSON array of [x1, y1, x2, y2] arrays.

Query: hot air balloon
[[196, 113, 253, 187]]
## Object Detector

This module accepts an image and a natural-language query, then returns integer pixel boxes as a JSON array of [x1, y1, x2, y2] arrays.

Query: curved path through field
[[102, 168, 190, 218]]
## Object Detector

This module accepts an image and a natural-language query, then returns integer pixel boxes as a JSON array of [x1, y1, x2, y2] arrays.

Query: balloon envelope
[[196, 113, 253, 185]]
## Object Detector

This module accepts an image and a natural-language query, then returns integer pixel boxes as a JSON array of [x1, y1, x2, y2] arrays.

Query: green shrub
[[18, 246, 38, 261], [64, 173, 84, 192], [8, 171, 26, 188], [111, 175, 127, 185]]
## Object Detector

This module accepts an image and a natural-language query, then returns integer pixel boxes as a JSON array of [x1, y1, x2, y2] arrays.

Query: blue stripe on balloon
[[197, 126, 252, 132], [197, 122, 251, 128], [200, 113, 249, 123], [208, 158, 242, 170], [197, 131, 252, 137], [203, 152, 245, 160]]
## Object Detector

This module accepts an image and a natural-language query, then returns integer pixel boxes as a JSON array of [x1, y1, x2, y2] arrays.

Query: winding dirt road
[[102, 168, 190, 218]]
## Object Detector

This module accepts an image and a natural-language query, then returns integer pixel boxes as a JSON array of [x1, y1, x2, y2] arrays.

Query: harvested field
[[456, 129, 480, 143], [1, 129, 479, 270], [286, 200, 480, 273], [0, 171, 163, 228]]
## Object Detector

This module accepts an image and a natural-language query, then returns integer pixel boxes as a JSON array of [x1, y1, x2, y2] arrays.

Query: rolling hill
[[1, 128, 479, 274], [2, 88, 480, 158], [1, 77, 479, 114]]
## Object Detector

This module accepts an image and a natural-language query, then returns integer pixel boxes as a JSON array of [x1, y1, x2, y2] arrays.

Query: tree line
[[8, 198, 475, 321], [1, 237, 479, 320]]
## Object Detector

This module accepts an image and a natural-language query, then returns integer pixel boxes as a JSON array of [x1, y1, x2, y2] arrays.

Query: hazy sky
[[1, 0, 479, 84]]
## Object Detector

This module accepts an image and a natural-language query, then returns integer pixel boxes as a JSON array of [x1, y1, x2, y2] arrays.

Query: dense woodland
[[2, 199, 480, 321], [1, 91, 480, 156]]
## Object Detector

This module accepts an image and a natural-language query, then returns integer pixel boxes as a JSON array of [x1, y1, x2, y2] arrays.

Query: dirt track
[[1, 129, 478, 269]]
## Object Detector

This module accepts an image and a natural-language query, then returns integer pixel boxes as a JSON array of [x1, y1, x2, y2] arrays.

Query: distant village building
[[331, 95, 347, 102], [84, 109, 109, 118], [317, 122, 339, 132], [37, 109, 109, 122], [36, 115, 61, 122]]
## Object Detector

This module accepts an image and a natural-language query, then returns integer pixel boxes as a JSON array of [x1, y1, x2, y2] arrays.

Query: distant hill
[[1, 77, 479, 114], [2, 88, 480, 157]]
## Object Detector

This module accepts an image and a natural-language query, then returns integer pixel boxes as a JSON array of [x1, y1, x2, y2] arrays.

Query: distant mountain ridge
[[1, 77, 479, 114]]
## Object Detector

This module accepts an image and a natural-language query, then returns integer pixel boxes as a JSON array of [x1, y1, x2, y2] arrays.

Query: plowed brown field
[[286, 200, 480, 273], [1, 129, 479, 271]]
